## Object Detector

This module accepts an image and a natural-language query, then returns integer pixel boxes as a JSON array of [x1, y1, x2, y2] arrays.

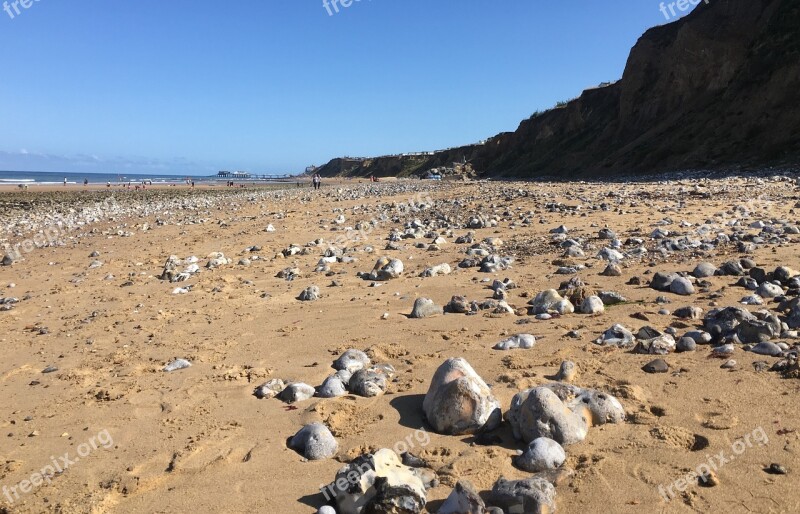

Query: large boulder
[[423, 358, 501, 435]]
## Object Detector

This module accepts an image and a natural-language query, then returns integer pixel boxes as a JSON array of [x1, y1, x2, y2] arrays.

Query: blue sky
[[0, 1, 690, 175]]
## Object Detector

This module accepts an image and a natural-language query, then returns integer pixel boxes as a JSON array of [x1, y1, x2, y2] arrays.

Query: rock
[[410, 298, 443, 319], [278, 383, 316, 403], [494, 334, 536, 350], [423, 358, 501, 435], [650, 272, 679, 292], [718, 260, 745, 276], [420, 263, 452, 278], [693, 262, 718, 278], [444, 296, 470, 314], [163, 359, 192, 372], [437, 481, 486, 514], [528, 290, 574, 315], [1, 254, 14, 266], [365, 257, 404, 280], [554, 361, 577, 383], [318, 507, 336, 514], [674, 306, 703, 319], [595, 324, 635, 347], [333, 349, 371, 373], [757, 282, 784, 298], [598, 291, 627, 305], [318, 375, 348, 398], [598, 228, 616, 239], [634, 334, 676, 355], [600, 263, 622, 277], [670, 277, 695, 295], [489, 476, 556, 514], [542, 383, 625, 426], [298, 286, 321, 301], [676, 337, 697, 352], [349, 369, 389, 397], [514, 437, 566, 472], [774, 266, 799, 283], [642, 359, 669, 373], [741, 295, 764, 305], [580, 296, 605, 314], [506, 387, 588, 445], [329, 449, 426, 514], [289, 423, 338, 460], [750, 341, 783, 357], [254, 379, 285, 399]]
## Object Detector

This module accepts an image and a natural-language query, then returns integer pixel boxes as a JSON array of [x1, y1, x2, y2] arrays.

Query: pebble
[[514, 437, 566, 472], [163, 359, 192, 372]]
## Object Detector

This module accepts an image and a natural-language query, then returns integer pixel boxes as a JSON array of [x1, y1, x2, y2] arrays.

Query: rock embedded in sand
[[555, 361, 577, 382], [749, 341, 783, 357], [494, 334, 536, 350], [420, 263, 451, 278], [490, 476, 556, 514], [580, 296, 605, 314], [279, 383, 316, 403], [600, 263, 622, 277], [670, 277, 695, 296], [163, 359, 192, 372], [528, 290, 574, 315], [289, 423, 338, 460], [642, 359, 669, 374], [254, 379, 286, 399], [410, 298, 443, 319], [692, 262, 718, 278], [362, 257, 404, 281], [318, 375, 348, 398], [423, 358, 501, 435], [506, 387, 588, 446], [298, 286, 321, 301], [595, 324, 635, 348], [1, 254, 14, 266], [333, 349, 371, 373], [515, 437, 566, 472], [437, 480, 486, 514], [348, 369, 389, 397], [329, 448, 427, 514]]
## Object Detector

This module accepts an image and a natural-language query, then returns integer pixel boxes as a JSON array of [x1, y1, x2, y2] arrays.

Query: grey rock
[[333, 349, 371, 373], [528, 290, 574, 315], [254, 379, 285, 399], [423, 358, 501, 435], [674, 306, 703, 319], [598, 291, 627, 305], [410, 297, 443, 319], [437, 481, 486, 514], [758, 282, 784, 298], [670, 277, 695, 296], [595, 324, 635, 347], [489, 476, 556, 514], [580, 296, 605, 314], [749, 341, 783, 357], [600, 263, 622, 277], [318, 375, 348, 398], [514, 437, 566, 472], [676, 337, 697, 352], [349, 369, 389, 397], [494, 334, 536, 350], [692, 262, 718, 278], [289, 423, 338, 460], [279, 383, 316, 403], [444, 295, 470, 314], [163, 359, 192, 372], [506, 387, 588, 445], [298, 285, 321, 301], [650, 272, 679, 292], [642, 359, 669, 373]]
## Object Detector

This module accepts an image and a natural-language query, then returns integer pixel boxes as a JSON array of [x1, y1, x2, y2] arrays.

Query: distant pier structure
[[217, 171, 252, 179]]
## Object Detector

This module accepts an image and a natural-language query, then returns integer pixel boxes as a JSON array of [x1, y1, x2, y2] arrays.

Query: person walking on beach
[[313, 173, 322, 190], [64, 177, 67, 186]]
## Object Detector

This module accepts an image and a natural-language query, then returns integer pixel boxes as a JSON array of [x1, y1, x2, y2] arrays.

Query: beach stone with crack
[[254, 379, 285, 399], [489, 476, 556, 514], [410, 297, 443, 318], [437, 481, 486, 514], [298, 286, 321, 301], [333, 349, 371, 373], [642, 359, 669, 373], [494, 334, 536, 350], [580, 296, 605, 314], [278, 383, 316, 403], [506, 387, 588, 445], [289, 423, 338, 460], [514, 437, 566, 472], [348, 369, 388, 397], [693, 262, 718, 278], [330, 448, 426, 514], [423, 358, 501, 435]]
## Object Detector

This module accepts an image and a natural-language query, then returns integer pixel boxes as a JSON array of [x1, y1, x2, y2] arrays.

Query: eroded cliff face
[[317, 0, 799, 179]]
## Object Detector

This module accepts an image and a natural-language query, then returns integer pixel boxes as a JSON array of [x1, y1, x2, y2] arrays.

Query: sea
[[0, 170, 287, 185]]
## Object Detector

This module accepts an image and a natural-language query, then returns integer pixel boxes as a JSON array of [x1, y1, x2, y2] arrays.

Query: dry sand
[[0, 177, 798, 513]]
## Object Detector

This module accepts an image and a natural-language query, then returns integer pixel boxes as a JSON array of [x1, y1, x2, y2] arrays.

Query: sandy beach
[[1, 176, 798, 513]]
